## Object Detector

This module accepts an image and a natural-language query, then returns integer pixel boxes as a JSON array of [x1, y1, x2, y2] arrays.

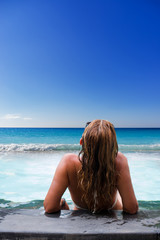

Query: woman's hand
[[60, 198, 69, 210]]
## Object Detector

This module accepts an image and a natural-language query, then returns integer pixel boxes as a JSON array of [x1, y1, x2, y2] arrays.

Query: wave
[[0, 199, 73, 209], [0, 143, 81, 152], [0, 199, 44, 209], [119, 144, 160, 151], [0, 199, 160, 210], [0, 143, 160, 152]]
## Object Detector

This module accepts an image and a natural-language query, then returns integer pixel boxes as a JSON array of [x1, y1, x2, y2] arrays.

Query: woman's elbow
[[124, 202, 139, 214], [44, 206, 52, 213], [43, 201, 60, 213], [44, 207, 58, 213], [44, 205, 60, 213]]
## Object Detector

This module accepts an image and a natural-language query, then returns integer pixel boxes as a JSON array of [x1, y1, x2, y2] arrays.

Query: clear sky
[[0, 0, 160, 127]]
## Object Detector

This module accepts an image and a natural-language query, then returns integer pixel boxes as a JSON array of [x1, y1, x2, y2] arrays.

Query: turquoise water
[[0, 128, 160, 210], [0, 128, 160, 151]]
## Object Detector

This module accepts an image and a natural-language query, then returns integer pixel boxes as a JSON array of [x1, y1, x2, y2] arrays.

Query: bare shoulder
[[61, 153, 79, 163], [60, 153, 81, 182], [60, 153, 80, 170], [115, 152, 128, 172]]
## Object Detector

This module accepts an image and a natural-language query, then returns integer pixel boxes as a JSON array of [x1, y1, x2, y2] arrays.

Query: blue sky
[[0, 0, 160, 127]]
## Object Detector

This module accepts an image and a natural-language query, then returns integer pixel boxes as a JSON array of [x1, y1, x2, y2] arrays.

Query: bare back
[[44, 152, 138, 213], [67, 153, 119, 210]]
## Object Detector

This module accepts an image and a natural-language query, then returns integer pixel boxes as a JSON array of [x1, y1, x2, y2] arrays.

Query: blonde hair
[[78, 119, 118, 212]]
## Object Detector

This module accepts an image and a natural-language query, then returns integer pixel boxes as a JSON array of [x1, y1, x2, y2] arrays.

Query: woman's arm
[[43, 154, 70, 213], [116, 152, 138, 214]]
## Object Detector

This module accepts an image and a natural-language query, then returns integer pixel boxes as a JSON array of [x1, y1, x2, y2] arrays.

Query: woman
[[44, 120, 138, 214]]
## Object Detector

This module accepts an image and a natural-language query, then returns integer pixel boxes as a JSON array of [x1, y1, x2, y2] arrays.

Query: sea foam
[[0, 143, 81, 152], [0, 143, 160, 152]]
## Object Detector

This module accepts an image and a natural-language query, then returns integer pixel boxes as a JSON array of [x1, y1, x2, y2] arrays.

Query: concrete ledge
[[0, 209, 160, 239]]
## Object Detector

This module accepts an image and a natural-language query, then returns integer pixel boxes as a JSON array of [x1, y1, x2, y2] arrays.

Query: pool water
[[0, 128, 160, 210]]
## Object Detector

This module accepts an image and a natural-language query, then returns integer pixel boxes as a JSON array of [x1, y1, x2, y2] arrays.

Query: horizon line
[[0, 126, 160, 129]]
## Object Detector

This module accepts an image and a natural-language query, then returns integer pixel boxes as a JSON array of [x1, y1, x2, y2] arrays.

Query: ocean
[[0, 128, 160, 210]]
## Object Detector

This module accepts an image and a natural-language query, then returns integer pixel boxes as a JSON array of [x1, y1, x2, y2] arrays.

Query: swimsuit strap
[[108, 191, 118, 210], [74, 191, 118, 211], [74, 202, 88, 210]]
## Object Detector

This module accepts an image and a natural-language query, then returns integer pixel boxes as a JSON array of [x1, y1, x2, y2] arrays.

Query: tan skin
[[44, 139, 138, 214]]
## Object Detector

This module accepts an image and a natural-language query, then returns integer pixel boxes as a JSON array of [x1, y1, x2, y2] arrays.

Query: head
[[80, 120, 118, 159], [78, 119, 118, 212]]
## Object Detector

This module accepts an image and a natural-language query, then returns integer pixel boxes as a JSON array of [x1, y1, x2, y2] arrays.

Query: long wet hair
[[78, 119, 118, 212]]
